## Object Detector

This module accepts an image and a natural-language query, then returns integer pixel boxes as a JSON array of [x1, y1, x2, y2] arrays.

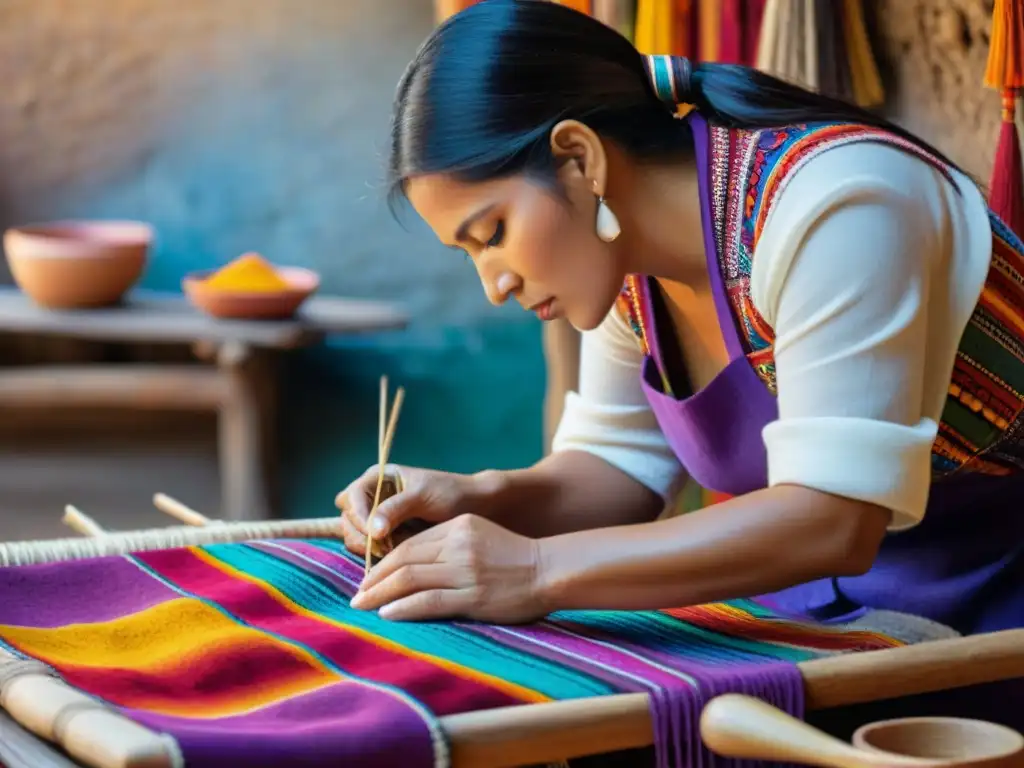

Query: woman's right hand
[[335, 465, 490, 557]]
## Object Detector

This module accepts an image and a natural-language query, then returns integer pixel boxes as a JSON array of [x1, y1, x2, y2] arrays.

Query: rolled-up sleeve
[[752, 147, 955, 530]]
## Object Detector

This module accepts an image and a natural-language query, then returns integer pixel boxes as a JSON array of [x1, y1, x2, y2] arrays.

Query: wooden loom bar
[[440, 629, 1024, 768], [0, 648, 180, 768]]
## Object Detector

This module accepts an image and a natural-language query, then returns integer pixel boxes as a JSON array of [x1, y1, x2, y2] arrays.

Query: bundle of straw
[[984, 0, 1024, 239]]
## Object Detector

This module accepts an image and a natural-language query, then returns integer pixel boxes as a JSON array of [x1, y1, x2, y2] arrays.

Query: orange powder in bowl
[[203, 252, 290, 292]]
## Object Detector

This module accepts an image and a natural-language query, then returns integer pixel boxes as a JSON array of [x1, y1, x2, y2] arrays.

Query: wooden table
[[0, 287, 408, 521]]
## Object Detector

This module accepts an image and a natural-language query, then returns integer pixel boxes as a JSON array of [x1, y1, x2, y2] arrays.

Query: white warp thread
[[0, 518, 343, 566]]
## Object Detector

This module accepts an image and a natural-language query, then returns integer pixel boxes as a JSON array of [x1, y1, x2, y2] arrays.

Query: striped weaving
[[0, 539, 905, 767]]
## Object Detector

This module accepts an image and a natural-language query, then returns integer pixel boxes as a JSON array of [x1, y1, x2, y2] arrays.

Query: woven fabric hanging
[[716, 0, 767, 65], [593, 0, 639, 40], [754, 0, 882, 107], [635, 0, 684, 54], [984, 0, 1024, 239]]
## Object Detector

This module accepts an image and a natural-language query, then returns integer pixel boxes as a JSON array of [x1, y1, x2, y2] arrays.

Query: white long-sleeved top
[[552, 142, 993, 530]]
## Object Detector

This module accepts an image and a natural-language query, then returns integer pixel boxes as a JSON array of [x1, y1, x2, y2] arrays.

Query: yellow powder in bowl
[[203, 252, 291, 292]]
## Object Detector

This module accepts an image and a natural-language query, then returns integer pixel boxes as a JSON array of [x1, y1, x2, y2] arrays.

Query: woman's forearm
[[470, 450, 664, 538], [533, 484, 891, 611]]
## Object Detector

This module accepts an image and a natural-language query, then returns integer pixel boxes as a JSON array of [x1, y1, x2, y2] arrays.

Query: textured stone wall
[[872, 0, 1009, 181]]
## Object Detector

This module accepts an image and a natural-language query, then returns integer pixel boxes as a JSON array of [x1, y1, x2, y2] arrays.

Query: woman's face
[[405, 157, 625, 331]]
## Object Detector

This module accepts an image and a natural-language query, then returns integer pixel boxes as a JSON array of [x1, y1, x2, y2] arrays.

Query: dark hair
[[389, 0, 957, 208]]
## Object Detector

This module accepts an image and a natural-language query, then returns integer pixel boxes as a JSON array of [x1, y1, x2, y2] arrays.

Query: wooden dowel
[[61, 506, 105, 538], [153, 493, 212, 527], [800, 627, 1024, 709], [0, 647, 178, 768], [441, 629, 1024, 768]]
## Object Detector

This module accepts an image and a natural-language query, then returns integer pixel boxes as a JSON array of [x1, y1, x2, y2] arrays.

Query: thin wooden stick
[[369, 376, 395, 558], [364, 379, 405, 579], [153, 493, 212, 527], [365, 376, 389, 563], [379, 375, 388, 459], [440, 628, 1024, 768], [61, 506, 105, 538]]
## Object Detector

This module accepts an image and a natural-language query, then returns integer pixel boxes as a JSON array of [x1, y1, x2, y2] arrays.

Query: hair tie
[[643, 54, 694, 106]]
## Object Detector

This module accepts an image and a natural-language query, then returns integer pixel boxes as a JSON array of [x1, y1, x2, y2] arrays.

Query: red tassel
[[990, 91, 1024, 240]]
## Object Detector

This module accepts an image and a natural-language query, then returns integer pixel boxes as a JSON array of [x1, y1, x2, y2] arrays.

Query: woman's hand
[[349, 514, 548, 624], [335, 465, 493, 557]]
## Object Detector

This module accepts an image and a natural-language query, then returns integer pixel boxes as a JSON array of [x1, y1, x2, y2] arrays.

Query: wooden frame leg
[[217, 342, 271, 521]]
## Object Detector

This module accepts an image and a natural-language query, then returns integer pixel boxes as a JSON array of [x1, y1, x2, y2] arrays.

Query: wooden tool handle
[[700, 694, 875, 768]]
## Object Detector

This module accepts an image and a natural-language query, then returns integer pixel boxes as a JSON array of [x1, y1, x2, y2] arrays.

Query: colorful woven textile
[[0, 539, 905, 767]]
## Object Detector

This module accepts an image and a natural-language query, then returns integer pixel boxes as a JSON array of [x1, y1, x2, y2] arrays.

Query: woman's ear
[[550, 119, 608, 196]]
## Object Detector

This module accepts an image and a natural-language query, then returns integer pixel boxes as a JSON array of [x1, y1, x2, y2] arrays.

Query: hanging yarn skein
[[984, 0, 1024, 240], [754, 0, 883, 108], [593, 0, 638, 42]]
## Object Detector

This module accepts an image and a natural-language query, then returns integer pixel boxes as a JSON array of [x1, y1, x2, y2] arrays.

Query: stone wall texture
[[873, 0, 1011, 181]]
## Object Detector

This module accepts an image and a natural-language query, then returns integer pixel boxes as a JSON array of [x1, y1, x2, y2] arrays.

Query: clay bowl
[[182, 266, 319, 320], [853, 717, 1024, 767], [3, 220, 152, 309]]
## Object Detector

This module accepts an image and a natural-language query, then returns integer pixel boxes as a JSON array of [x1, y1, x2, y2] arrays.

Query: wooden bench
[[0, 287, 408, 521]]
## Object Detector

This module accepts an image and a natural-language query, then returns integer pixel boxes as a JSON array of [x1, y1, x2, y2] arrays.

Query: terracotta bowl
[[853, 717, 1024, 767], [182, 266, 319, 320], [3, 220, 152, 309]]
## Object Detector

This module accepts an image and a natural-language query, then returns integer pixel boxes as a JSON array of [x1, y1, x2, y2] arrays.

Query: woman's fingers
[[340, 512, 368, 556], [378, 590, 472, 621], [360, 535, 445, 591], [351, 561, 454, 611], [337, 465, 406, 535]]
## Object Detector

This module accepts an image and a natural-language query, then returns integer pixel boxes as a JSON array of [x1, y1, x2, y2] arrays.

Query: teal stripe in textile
[[204, 541, 617, 700]]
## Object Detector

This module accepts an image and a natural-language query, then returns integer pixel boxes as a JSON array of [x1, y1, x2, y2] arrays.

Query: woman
[[338, 0, 1023, 668]]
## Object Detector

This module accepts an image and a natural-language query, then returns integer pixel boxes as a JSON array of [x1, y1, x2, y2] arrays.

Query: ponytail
[[390, 0, 958, 205]]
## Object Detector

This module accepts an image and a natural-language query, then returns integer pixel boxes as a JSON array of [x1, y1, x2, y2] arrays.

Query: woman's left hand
[[349, 514, 549, 624]]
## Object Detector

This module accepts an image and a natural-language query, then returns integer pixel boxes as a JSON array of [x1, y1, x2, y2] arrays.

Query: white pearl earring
[[595, 194, 621, 243]]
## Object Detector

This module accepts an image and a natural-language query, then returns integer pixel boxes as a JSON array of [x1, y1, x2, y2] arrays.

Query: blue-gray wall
[[0, 0, 545, 518]]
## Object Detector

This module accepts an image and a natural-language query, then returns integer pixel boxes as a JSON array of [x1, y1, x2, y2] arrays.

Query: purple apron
[[638, 115, 1024, 729]]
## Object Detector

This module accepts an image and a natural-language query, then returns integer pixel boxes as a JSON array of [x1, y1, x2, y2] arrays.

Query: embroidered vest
[[617, 121, 1024, 480]]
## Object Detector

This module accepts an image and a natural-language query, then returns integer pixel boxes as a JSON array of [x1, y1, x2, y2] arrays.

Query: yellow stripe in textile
[[0, 598, 309, 669], [0, 598, 339, 718], [192, 548, 551, 704]]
